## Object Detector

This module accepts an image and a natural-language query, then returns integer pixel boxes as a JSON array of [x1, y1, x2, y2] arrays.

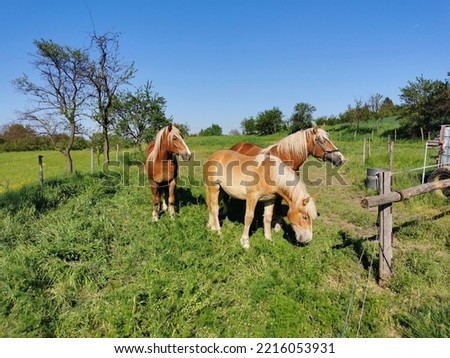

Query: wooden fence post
[[38, 155, 44, 187], [363, 138, 366, 165], [388, 140, 394, 172], [378, 171, 393, 284]]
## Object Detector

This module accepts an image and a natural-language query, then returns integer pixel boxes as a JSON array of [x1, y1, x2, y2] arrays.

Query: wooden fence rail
[[360, 172, 450, 285], [361, 178, 450, 208]]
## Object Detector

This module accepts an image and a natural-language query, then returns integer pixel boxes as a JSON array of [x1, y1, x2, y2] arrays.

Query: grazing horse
[[145, 123, 192, 221], [230, 127, 344, 170], [230, 127, 342, 231], [204, 150, 318, 248]]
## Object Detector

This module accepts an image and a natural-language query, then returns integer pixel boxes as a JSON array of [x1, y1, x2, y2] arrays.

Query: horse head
[[166, 123, 192, 161], [287, 196, 318, 245], [311, 127, 344, 166]]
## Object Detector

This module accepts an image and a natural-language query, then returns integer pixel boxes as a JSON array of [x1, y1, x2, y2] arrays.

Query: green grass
[[0, 118, 449, 337]]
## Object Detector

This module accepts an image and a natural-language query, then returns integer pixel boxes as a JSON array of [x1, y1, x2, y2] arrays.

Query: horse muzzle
[[293, 227, 313, 245], [325, 151, 344, 166], [181, 152, 192, 161]]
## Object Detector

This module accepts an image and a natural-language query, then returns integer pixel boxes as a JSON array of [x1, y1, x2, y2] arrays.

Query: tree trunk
[[63, 121, 76, 175], [103, 125, 110, 163], [65, 151, 73, 175]]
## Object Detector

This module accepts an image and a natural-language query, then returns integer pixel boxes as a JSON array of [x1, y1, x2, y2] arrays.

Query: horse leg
[[206, 184, 221, 234], [263, 200, 275, 241], [273, 195, 283, 233], [161, 185, 169, 212], [168, 179, 176, 219], [151, 185, 160, 222], [240, 195, 258, 249]]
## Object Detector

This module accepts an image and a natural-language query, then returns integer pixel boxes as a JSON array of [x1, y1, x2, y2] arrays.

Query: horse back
[[230, 142, 263, 156]]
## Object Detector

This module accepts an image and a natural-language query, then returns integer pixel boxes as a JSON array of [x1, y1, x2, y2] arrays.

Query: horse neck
[[275, 132, 308, 170]]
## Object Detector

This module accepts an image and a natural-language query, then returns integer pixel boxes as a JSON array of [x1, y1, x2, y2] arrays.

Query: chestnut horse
[[230, 127, 344, 170], [145, 123, 191, 221], [204, 150, 317, 248]]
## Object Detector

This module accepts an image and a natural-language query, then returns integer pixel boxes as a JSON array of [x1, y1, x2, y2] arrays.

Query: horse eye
[[302, 214, 308, 221]]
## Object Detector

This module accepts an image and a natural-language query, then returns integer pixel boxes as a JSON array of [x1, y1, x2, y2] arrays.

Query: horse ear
[[303, 197, 310, 206], [168, 123, 173, 132], [312, 126, 318, 134]]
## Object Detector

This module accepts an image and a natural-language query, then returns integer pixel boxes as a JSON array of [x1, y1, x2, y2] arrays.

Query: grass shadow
[[333, 231, 379, 277], [177, 187, 206, 207], [0, 172, 91, 216], [221, 199, 303, 246]]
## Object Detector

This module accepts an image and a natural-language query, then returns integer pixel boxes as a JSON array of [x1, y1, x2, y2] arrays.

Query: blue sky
[[0, 0, 449, 134]]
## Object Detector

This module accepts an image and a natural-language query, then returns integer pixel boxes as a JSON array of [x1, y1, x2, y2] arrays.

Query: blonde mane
[[270, 155, 317, 219], [262, 127, 330, 162], [262, 128, 312, 159], [148, 125, 182, 162]]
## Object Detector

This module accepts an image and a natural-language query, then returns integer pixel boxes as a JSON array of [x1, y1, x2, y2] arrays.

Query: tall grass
[[0, 118, 449, 337]]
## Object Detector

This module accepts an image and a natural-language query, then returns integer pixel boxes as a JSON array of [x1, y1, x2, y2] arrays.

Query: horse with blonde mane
[[145, 123, 192, 221], [230, 127, 344, 169], [204, 150, 318, 248]]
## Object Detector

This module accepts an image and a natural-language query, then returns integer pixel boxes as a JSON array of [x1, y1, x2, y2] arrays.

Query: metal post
[[422, 143, 428, 184]]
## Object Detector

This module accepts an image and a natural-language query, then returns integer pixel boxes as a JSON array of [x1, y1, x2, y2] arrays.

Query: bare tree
[[13, 39, 91, 174], [87, 32, 136, 162]]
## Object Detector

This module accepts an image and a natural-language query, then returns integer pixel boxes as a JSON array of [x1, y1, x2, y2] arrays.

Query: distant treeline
[[0, 123, 131, 152]]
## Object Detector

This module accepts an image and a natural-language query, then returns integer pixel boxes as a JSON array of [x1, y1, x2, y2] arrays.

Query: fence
[[360, 171, 450, 284]]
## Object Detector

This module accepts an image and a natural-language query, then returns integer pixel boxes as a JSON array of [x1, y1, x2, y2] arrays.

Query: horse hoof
[[240, 238, 250, 249], [274, 223, 282, 233]]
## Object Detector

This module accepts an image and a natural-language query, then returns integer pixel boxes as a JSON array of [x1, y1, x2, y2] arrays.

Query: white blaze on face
[[181, 136, 191, 158]]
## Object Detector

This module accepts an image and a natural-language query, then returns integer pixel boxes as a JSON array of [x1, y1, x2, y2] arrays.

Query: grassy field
[[0, 120, 449, 337]]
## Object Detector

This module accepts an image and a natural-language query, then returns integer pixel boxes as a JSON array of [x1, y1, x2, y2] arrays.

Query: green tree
[[13, 39, 91, 174], [380, 97, 397, 118], [368, 93, 384, 132], [241, 116, 257, 135], [255, 107, 284, 135], [199, 123, 223, 136], [114, 81, 170, 148], [399, 75, 450, 136], [341, 99, 370, 130], [289, 102, 315, 133], [173, 123, 190, 137]]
